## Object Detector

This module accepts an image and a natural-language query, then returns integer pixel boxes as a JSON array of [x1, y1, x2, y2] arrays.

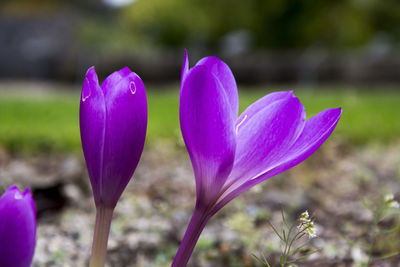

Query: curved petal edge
[[212, 107, 342, 215]]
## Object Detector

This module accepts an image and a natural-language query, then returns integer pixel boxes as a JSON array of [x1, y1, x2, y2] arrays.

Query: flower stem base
[[172, 207, 210, 267], [89, 205, 114, 267]]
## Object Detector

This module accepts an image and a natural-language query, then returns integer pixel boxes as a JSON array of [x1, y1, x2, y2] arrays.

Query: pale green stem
[[89, 205, 114, 267]]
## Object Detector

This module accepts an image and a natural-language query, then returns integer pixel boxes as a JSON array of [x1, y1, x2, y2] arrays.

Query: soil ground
[[1, 140, 399, 267]]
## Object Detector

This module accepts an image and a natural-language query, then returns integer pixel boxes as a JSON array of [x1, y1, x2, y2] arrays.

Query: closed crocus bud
[[0, 186, 36, 267], [80, 67, 147, 267], [80, 66, 147, 208]]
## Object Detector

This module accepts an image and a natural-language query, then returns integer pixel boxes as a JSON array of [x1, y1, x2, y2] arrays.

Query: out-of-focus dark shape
[[33, 183, 67, 219]]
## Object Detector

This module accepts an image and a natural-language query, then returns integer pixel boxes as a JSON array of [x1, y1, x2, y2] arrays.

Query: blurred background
[[1, 0, 400, 84], [0, 0, 399, 266]]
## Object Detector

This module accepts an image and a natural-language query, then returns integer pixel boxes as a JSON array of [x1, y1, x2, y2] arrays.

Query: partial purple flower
[[173, 51, 342, 266], [80, 66, 147, 267], [0, 186, 36, 267]]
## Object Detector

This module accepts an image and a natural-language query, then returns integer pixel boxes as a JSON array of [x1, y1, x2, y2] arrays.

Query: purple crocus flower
[[80, 67, 147, 267], [0, 186, 36, 267], [80, 66, 147, 208], [172, 51, 342, 266]]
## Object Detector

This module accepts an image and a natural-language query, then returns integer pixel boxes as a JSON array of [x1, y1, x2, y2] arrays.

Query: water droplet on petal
[[14, 191, 23, 200], [82, 78, 91, 102], [129, 81, 137, 95]]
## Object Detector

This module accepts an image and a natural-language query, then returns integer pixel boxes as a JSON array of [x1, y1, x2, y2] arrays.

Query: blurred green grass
[[0, 87, 399, 154]]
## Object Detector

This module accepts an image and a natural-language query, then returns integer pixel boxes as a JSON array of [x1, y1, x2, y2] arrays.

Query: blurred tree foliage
[[1, 0, 399, 50], [121, 0, 400, 49]]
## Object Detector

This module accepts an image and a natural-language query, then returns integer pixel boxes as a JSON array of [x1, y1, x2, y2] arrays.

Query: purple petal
[[0, 186, 36, 267], [101, 66, 132, 94], [212, 108, 341, 215], [224, 93, 306, 188], [181, 50, 189, 84], [235, 91, 294, 127], [196, 56, 239, 119], [80, 67, 106, 204], [100, 67, 147, 207], [180, 65, 236, 206], [252, 107, 342, 182]]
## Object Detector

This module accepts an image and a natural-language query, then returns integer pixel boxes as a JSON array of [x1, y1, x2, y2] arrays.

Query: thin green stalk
[[287, 226, 308, 256], [281, 223, 297, 265], [367, 205, 385, 266], [267, 220, 283, 241]]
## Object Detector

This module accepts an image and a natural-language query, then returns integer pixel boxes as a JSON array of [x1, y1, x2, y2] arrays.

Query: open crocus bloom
[[173, 51, 341, 266], [80, 66, 147, 208], [0, 186, 36, 267]]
